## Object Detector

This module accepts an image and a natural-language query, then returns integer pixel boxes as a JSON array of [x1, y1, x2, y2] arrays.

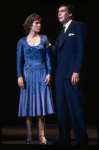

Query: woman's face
[[31, 20, 41, 33]]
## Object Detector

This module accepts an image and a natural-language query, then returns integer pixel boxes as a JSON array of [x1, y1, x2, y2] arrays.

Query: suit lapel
[[59, 20, 75, 51], [54, 27, 65, 53], [55, 28, 64, 48]]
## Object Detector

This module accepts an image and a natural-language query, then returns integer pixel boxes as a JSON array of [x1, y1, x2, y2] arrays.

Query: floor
[[2, 124, 98, 146]]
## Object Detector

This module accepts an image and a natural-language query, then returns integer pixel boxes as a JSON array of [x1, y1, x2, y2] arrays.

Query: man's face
[[58, 6, 72, 25]]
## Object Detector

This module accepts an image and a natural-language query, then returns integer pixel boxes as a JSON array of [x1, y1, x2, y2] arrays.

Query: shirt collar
[[63, 20, 72, 29]]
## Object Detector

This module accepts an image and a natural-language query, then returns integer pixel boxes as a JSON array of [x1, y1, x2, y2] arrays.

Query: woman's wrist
[[47, 74, 51, 76], [18, 77, 23, 80]]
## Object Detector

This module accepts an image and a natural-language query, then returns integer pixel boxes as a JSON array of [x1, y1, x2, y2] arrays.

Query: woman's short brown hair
[[23, 13, 42, 33]]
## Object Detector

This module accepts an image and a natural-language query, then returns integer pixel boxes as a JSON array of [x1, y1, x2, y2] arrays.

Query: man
[[52, 3, 88, 145]]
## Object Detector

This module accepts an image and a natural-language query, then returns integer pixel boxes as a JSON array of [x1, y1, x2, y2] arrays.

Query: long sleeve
[[73, 23, 87, 74], [17, 39, 24, 78], [45, 37, 52, 75]]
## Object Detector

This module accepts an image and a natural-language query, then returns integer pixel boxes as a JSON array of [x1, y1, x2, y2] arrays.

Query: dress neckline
[[26, 36, 41, 47]]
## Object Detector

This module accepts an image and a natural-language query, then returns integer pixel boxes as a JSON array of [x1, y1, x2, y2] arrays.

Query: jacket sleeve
[[45, 37, 52, 75], [17, 39, 24, 78], [73, 23, 87, 74]]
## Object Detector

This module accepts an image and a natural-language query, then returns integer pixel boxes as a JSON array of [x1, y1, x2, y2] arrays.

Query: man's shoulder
[[74, 21, 86, 28]]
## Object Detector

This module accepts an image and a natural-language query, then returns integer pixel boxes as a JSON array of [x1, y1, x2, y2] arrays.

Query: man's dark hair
[[59, 3, 75, 19]]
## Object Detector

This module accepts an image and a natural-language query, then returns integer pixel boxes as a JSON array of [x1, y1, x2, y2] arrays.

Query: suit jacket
[[53, 20, 87, 78]]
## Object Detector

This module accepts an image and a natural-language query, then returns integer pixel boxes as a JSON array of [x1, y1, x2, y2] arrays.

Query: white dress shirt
[[63, 20, 72, 33]]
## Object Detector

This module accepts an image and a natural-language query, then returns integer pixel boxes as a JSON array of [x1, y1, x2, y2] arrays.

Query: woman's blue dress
[[17, 36, 54, 117]]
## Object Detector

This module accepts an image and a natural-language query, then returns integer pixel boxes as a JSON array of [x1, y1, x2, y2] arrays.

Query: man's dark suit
[[53, 20, 88, 143]]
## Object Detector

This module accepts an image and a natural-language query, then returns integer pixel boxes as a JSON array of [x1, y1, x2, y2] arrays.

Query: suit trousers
[[55, 74, 88, 143]]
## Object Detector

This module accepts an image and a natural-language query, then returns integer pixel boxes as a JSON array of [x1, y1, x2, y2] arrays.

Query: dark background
[[2, 2, 97, 126]]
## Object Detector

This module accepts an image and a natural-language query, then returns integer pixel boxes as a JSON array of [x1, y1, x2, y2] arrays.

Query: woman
[[17, 13, 54, 144]]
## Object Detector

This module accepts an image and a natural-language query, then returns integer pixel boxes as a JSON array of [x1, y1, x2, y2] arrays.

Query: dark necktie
[[59, 27, 65, 46]]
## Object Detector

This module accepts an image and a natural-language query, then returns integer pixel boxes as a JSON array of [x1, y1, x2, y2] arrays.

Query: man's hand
[[71, 73, 80, 85]]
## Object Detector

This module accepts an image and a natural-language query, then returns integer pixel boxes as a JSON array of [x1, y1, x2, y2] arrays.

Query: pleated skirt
[[18, 68, 54, 117]]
